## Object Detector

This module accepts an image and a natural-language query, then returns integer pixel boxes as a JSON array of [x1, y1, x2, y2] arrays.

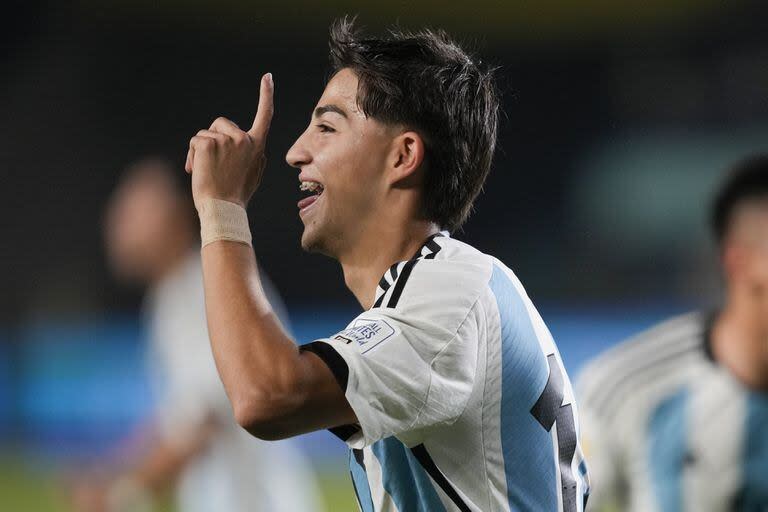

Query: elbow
[[231, 390, 299, 441]]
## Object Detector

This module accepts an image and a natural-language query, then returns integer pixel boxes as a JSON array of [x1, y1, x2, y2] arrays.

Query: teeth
[[300, 181, 323, 193]]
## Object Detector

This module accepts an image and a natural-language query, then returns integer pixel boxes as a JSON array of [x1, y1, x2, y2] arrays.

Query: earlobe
[[390, 131, 425, 185]]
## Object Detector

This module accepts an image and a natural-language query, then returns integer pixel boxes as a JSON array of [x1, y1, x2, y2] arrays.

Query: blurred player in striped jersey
[[183, 17, 588, 512], [72, 159, 321, 512], [578, 155, 768, 511]]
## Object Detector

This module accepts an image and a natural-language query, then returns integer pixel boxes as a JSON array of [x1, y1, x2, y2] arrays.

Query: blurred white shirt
[[145, 251, 323, 512]]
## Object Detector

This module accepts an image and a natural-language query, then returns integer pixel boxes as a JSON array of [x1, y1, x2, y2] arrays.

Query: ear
[[388, 131, 425, 186]]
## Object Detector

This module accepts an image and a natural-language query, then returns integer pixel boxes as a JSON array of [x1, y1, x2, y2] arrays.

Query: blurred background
[[2, 0, 768, 509]]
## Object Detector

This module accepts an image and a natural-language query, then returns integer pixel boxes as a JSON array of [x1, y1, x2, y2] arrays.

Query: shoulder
[[577, 312, 706, 416], [373, 235, 494, 308], [370, 235, 494, 333]]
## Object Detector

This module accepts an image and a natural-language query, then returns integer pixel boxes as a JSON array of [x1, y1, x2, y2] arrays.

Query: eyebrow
[[313, 104, 348, 119]]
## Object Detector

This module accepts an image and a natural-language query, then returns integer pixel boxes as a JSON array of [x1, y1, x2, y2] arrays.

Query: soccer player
[[72, 159, 322, 512], [184, 19, 589, 511], [578, 156, 768, 511]]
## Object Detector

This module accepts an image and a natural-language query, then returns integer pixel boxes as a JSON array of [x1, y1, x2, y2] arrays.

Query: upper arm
[[242, 259, 485, 445], [231, 321, 358, 440]]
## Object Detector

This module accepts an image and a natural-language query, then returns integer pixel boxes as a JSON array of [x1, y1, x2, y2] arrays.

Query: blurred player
[[72, 158, 322, 512], [578, 155, 768, 511], [184, 18, 589, 511]]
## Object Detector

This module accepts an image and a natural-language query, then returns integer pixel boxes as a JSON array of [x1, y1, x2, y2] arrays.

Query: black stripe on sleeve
[[410, 444, 472, 512], [385, 259, 418, 308], [299, 341, 349, 391]]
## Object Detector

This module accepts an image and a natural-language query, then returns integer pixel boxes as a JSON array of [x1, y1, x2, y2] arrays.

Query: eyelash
[[316, 124, 335, 133]]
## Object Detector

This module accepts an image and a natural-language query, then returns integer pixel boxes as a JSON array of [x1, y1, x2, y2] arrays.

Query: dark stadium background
[[2, 1, 767, 509]]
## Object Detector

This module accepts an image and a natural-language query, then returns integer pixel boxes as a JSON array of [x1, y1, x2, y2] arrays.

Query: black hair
[[328, 17, 500, 231], [712, 154, 768, 244]]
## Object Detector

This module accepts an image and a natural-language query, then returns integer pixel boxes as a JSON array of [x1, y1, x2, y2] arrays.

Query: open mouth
[[297, 180, 324, 211]]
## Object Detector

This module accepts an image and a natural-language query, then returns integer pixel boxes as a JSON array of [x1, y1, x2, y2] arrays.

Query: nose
[[285, 129, 312, 169]]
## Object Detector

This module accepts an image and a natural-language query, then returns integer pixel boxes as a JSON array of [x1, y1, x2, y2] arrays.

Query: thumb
[[248, 73, 274, 139]]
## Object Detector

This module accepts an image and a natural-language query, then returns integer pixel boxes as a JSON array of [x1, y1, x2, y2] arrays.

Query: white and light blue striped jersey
[[577, 312, 768, 512], [302, 233, 589, 512]]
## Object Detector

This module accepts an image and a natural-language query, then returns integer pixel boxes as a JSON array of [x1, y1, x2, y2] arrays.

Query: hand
[[185, 73, 274, 210]]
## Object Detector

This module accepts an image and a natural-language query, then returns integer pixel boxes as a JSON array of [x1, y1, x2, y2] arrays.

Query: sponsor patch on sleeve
[[333, 317, 397, 353]]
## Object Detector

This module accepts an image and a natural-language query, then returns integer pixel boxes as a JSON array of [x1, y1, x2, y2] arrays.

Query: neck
[[712, 290, 768, 391], [339, 219, 440, 310]]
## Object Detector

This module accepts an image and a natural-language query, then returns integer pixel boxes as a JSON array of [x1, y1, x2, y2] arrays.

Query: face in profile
[[104, 165, 186, 283], [285, 68, 398, 258]]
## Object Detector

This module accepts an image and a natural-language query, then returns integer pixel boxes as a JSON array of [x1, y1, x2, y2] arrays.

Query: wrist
[[195, 192, 246, 211], [198, 198, 252, 247]]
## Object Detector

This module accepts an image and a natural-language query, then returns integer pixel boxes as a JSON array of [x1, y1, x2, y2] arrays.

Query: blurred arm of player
[[184, 73, 356, 439], [70, 417, 216, 512]]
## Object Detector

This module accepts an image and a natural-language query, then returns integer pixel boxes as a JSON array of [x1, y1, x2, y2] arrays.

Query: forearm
[[187, 76, 356, 438], [132, 425, 213, 494], [73, 423, 215, 512], [200, 240, 307, 424]]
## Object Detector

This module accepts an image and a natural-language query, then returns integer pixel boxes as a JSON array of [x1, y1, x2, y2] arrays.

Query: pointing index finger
[[249, 73, 274, 139]]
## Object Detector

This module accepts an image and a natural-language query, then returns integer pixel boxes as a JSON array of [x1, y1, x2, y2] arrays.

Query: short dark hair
[[711, 154, 768, 244], [328, 17, 499, 232]]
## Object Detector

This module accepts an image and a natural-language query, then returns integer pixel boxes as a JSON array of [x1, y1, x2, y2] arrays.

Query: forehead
[[733, 200, 768, 223], [317, 68, 363, 117]]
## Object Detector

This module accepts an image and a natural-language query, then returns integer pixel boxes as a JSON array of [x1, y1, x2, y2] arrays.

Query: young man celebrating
[[185, 19, 589, 512]]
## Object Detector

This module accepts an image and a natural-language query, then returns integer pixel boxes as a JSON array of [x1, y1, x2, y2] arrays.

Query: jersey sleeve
[[301, 259, 485, 448]]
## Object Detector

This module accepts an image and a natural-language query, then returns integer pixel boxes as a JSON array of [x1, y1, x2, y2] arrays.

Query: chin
[[300, 226, 321, 253], [300, 224, 336, 258]]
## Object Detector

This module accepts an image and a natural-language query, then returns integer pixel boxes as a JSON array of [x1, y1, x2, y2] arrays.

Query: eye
[[316, 123, 336, 133]]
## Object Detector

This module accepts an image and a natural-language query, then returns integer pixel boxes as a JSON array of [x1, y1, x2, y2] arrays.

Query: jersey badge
[[333, 317, 396, 353]]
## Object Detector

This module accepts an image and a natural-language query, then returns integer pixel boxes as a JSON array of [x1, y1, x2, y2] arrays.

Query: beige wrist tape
[[198, 198, 252, 247]]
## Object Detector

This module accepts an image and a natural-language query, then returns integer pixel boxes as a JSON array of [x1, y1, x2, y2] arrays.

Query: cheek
[[316, 130, 388, 208]]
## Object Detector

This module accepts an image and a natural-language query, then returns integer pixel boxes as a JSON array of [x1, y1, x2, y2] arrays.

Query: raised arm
[[185, 74, 356, 439]]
